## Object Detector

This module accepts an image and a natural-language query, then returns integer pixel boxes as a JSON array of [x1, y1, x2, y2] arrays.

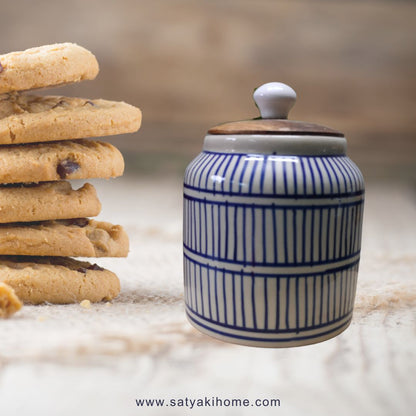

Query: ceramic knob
[[253, 82, 297, 119]]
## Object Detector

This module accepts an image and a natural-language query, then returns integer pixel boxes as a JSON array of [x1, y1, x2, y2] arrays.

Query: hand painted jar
[[183, 82, 364, 347]]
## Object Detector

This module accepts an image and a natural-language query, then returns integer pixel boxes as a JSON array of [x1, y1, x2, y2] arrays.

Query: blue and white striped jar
[[183, 83, 364, 347]]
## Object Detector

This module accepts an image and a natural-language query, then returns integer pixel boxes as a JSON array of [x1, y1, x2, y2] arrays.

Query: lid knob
[[253, 82, 297, 119]]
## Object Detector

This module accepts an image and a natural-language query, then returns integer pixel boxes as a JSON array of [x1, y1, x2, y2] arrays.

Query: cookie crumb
[[0, 282, 23, 318], [80, 299, 91, 309], [105, 301, 112, 307], [37, 315, 47, 322]]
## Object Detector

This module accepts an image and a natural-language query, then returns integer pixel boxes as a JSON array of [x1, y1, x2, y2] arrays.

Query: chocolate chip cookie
[[0, 218, 129, 257], [0, 139, 124, 184], [0, 93, 142, 144], [0, 181, 101, 223], [0, 256, 120, 304], [0, 43, 99, 94]]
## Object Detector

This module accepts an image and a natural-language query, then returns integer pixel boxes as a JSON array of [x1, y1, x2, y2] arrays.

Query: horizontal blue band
[[185, 304, 353, 334], [186, 309, 352, 343], [183, 243, 361, 269], [184, 182, 364, 200], [183, 192, 364, 210], [202, 150, 343, 158], [184, 251, 360, 277]]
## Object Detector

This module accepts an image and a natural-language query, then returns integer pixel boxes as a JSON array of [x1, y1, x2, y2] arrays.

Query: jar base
[[186, 308, 352, 348]]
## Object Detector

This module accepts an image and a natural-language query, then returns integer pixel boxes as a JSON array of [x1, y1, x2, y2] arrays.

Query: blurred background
[[1, 0, 415, 181]]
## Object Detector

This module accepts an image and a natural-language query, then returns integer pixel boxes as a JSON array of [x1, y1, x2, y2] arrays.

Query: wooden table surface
[[0, 175, 415, 416]]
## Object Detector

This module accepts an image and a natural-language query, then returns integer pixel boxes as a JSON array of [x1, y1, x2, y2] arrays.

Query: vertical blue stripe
[[292, 160, 298, 194], [264, 277, 269, 329], [285, 279, 290, 329], [204, 154, 223, 189], [251, 205, 256, 266], [262, 207, 267, 263], [249, 158, 260, 194], [207, 268, 212, 319], [199, 264, 204, 316], [222, 271, 227, 324], [210, 204, 215, 256], [190, 152, 208, 185], [200, 200, 207, 254], [325, 207, 332, 261], [337, 157, 354, 192], [320, 157, 334, 194], [193, 261, 198, 311], [217, 204, 222, 257], [224, 201, 229, 259], [318, 208, 323, 262], [229, 154, 243, 193], [251, 274, 258, 329], [301, 210, 306, 263], [196, 153, 215, 189], [312, 276, 317, 325], [349, 205, 357, 256], [220, 155, 233, 193], [271, 157, 277, 194], [307, 157, 317, 195], [238, 157, 249, 194], [295, 277, 300, 331], [187, 153, 205, 186], [338, 206, 346, 258], [272, 204, 278, 264], [233, 206, 238, 261], [300, 157, 307, 195], [325, 158, 341, 193], [198, 201, 202, 253], [275, 277, 280, 330], [231, 273, 236, 326], [319, 275, 324, 325], [283, 209, 289, 264], [212, 154, 228, 194], [242, 207, 247, 266], [240, 271, 246, 327], [333, 157, 349, 193], [340, 157, 357, 191], [305, 277, 309, 326], [326, 274, 331, 323], [214, 267, 219, 321], [310, 209, 315, 262], [282, 159, 289, 194], [333, 273, 337, 319], [259, 156, 267, 194]]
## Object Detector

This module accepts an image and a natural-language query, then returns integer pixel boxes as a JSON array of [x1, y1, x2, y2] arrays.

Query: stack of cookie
[[0, 43, 141, 312]]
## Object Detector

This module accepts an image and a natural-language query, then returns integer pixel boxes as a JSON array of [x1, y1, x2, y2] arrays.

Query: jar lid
[[208, 82, 344, 138]]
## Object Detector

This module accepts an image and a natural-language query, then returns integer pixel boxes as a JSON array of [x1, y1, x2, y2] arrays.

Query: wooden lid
[[208, 82, 344, 137], [208, 119, 344, 137]]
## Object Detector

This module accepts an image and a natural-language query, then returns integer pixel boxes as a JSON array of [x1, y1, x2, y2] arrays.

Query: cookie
[[0, 256, 120, 304], [0, 139, 124, 184], [0, 93, 142, 144], [0, 218, 129, 257], [0, 281, 22, 317], [0, 43, 99, 94], [0, 181, 101, 223]]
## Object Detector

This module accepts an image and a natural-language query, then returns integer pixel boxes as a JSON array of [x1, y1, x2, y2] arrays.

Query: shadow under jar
[[183, 82, 365, 347]]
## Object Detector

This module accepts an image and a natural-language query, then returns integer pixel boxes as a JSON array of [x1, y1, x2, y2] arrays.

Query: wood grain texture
[[0, 176, 414, 415], [208, 119, 344, 136]]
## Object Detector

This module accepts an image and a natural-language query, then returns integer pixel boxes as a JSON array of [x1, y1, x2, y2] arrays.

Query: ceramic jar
[[183, 82, 365, 347]]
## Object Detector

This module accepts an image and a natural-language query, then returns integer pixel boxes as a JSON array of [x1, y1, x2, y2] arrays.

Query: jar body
[[183, 147, 364, 347]]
